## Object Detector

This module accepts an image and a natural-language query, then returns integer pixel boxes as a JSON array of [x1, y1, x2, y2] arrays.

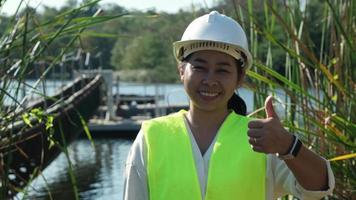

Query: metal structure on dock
[[80, 70, 189, 137]]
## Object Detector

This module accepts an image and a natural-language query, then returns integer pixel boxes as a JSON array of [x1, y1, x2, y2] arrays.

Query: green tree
[[110, 11, 197, 82]]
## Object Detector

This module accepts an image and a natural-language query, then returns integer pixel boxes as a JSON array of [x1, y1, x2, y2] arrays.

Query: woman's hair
[[227, 59, 246, 116], [228, 92, 247, 116], [181, 54, 247, 116]]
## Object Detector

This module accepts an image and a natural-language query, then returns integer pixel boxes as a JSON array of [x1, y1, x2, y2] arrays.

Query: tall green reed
[[236, 0, 355, 199], [0, 0, 126, 198]]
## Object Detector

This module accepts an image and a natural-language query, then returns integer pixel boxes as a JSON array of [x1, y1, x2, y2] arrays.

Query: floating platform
[[87, 104, 189, 138], [87, 119, 143, 138]]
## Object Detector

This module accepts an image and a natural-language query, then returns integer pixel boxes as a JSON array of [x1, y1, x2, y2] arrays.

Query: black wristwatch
[[276, 135, 302, 160]]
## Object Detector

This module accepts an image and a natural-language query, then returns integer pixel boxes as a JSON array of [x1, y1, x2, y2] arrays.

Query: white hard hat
[[173, 11, 252, 69]]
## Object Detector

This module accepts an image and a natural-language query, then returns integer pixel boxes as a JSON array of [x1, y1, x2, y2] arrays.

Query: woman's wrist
[[279, 133, 294, 155], [277, 134, 303, 160]]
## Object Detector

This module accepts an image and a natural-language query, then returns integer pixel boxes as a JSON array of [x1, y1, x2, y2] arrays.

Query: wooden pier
[[87, 104, 189, 138], [79, 69, 189, 138], [87, 119, 142, 138]]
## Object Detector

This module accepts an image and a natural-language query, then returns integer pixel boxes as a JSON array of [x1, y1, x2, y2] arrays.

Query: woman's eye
[[193, 66, 204, 71], [217, 69, 229, 73]]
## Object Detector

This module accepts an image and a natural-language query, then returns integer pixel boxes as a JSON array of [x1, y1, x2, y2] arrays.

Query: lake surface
[[19, 138, 133, 200], [4, 80, 256, 112], [10, 81, 287, 200]]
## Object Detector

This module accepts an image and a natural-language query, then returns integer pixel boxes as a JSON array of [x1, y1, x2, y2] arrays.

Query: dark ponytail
[[227, 58, 247, 116], [227, 92, 247, 116]]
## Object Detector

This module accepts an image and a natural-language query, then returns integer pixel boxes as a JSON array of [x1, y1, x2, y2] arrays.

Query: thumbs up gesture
[[248, 95, 294, 154]]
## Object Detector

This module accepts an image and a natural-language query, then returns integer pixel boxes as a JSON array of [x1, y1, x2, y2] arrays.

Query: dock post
[[154, 83, 159, 117], [103, 70, 115, 120]]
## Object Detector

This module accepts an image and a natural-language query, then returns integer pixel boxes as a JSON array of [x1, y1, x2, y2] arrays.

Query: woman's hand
[[247, 95, 330, 191], [247, 95, 293, 154]]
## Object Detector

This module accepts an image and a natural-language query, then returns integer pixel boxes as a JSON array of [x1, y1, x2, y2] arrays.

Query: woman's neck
[[186, 106, 230, 131], [185, 106, 230, 155]]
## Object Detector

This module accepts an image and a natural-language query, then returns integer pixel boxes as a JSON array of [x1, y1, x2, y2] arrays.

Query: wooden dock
[[86, 104, 189, 138], [75, 70, 189, 138], [87, 119, 142, 138]]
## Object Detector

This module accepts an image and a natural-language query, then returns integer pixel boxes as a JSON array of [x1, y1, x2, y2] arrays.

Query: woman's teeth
[[200, 91, 218, 97]]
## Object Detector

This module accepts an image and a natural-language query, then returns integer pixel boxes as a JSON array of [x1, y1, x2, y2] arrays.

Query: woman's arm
[[248, 96, 334, 192], [268, 154, 335, 199], [123, 131, 148, 200], [284, 143, 328, 190]]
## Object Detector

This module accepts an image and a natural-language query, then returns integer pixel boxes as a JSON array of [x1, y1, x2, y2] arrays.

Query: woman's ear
[[236, 70, 246, 87], [178, 62, 186, 82]]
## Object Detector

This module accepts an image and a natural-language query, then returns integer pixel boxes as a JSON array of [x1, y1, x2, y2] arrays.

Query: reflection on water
[[20, 138, 133, 200]]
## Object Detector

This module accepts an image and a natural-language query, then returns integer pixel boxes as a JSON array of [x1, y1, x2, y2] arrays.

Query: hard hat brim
[[173, 40, 252, 70]]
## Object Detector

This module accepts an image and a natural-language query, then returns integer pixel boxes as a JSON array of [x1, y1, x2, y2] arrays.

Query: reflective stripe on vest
[[143, 110, 266, 200]]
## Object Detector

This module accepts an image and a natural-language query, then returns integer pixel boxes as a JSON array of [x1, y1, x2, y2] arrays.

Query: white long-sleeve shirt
[[123, 117, 335, 200]]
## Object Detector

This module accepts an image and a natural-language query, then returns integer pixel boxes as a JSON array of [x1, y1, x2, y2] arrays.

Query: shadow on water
[[20, 138, 133, 200]]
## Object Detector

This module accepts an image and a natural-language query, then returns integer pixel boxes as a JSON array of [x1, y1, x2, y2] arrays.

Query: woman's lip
[[199, 91, 219, 97], [198, 91, 220, 101]]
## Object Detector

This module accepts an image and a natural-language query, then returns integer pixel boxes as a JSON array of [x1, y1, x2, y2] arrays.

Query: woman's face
[[179, 50, 241, 113]]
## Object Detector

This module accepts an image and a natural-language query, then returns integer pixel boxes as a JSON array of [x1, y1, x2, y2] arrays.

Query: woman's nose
[[202, 72, 218, 86]]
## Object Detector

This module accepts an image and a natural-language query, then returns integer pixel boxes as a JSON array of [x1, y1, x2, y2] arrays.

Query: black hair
[[227, 58, 247, 115], [227, 92, 247, 116]]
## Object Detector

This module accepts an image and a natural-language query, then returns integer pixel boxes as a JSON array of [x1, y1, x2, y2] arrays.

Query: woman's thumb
[[265, 95, 279, 119]]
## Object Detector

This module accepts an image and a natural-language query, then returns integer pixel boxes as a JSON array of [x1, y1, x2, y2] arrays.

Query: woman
[[123, 11, 334, 200]]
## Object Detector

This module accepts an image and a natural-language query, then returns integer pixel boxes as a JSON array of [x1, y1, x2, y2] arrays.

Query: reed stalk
[[237, 0, 355, 199], [0, 0, 125, 198]]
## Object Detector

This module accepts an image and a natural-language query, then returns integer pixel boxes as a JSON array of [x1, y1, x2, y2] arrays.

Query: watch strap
[[277, 135, 302, 160]]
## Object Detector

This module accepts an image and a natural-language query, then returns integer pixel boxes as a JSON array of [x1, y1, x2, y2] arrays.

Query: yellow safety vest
[[143, 110, 266, 200]]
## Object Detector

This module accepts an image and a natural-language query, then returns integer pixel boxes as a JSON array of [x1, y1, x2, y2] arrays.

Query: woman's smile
[[198, 89, 221, 102], [199, 91, 219, 97]]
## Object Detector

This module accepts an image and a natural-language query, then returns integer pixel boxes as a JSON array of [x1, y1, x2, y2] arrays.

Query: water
[[11, 83, 253, 199], [19, 138, 133, 200], [3, 80, 256, 112], [9, 81, 278, 200]]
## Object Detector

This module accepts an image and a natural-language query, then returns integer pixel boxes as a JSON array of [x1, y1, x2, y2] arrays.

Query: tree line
[[0, 0, 328, 83]]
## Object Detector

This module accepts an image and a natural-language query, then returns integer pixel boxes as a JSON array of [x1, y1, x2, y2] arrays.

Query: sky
[[0, 0, 219, 15]]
